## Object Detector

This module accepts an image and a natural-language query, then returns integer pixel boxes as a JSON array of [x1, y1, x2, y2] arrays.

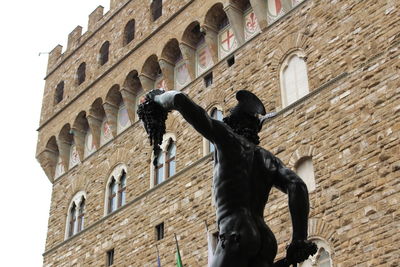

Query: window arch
[[123, 19, 135, 45], [54, 81, 64, 105], [295, 156, 316, 192], [66, 191, 86, 239], [299, 238, 333, 267], [99, 41, 110, 65], [152, 134, 177, 187], [280, 51, 309, 107], [151, 0, 162, 21], [105, 165, 128, 215], [76, 62, 86, 85], [100, 116, 113, 145]]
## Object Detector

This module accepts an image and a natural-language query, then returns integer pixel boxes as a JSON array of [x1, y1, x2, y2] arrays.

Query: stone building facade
[[36, 0, 400, 266]]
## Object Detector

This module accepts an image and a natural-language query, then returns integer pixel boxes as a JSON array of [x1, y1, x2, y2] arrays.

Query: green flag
[[174, 233, 183, 267], [176, 250, 183, 267]]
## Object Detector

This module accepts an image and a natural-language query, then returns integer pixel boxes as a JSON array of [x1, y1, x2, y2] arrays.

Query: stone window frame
[[289, 145, 316, 193], [150, 133, 177, 188], [123, 19, 136, 46], [99, 41, 110, 66], [203, 105, 224, 156], [279, 50, 310, 108], [76, 62, 86, 86], [104, 164, 128, 216], [54, 81, 64, 105], [294, 156, 316, 192], [65, 191, 86, 240]]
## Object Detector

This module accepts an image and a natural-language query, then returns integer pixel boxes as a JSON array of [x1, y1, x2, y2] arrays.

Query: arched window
[[69, 141, 80, 169], [152, 135, 177, 187], [118, 171, 126, 207], [123, 20, 135, 45], [151, 0, 162, 21], [155, 149, 165, 185], [105, 165, 128, 215], [66, 192, 86, 239], [166, 142, 176, 178], [54, 81, 64, 105], [76, 62, 86, 85], [280, 52, 309, 107], [99, 41, 110, 65], [208, 108, 223, 153], [84, 129, 96, 157], [295, 157, 316, 192], [299, 238, 333, 267], [108, 178, 118, 213]]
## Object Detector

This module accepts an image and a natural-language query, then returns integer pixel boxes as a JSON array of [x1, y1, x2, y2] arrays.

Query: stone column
[[249, 0, 268, 30], [120, 87, 137, 123], [138, 73, 156, 92], [201, 24, 219, 64], [179, 42, 196, 80], [224, 4, 245, 45], [158, 58, 175, 90], [102, 101, 118, 137], [87, 114, 102, 149]]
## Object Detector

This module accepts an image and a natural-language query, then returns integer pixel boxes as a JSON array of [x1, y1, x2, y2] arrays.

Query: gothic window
[[152, 135, 177, 187], [54, 81, 64, 105], [76, 62, 86, 85], [100, 117, 113, 145], [266, 0, 287, 24], [117, 102, 131, 134], [105, 165, 128, 215], [118, 171, 126, 207], [108, 178, 118, 213], [155, 149, 165, 185], [151, 0, 162, 21], [123, 19, 135, 45], [280, 52, 309, 107], [66, 192, 86, 239], [299, 238, 333, 267], [99, 41, 110, 65], [166, 142, 176, 178], [295, 157, 316, 192], [208, 108, 223, 153]]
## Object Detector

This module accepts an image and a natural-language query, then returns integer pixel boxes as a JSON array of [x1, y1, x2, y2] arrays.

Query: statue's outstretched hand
[[286, 239, 317, 265]]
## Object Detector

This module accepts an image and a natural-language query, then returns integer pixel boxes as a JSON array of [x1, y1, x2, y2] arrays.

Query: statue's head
[[223, 90, 268, 145]]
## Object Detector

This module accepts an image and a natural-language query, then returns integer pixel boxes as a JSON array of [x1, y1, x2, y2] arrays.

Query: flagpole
[[174, 233, 183, 267]]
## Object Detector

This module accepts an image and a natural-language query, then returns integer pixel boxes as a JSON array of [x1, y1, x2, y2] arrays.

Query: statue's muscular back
[[212, 120, 278, 265]]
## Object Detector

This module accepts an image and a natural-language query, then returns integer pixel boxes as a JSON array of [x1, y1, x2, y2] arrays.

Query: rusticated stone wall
[[37, 0, 400, 266]]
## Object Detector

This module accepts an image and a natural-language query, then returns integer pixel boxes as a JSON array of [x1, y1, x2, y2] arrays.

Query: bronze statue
[[138, 89, 316, 267]]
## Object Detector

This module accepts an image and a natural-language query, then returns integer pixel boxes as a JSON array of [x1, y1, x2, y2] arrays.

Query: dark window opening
[[155, 222, 164, 241], [123, 20, 135, 45], [151, 0, 162, 21], [99, 41, 110, 65], [106, 249, 114, 266], [77, 62, 86, 85], [227, 56, 235, 67], [204, 72, 213, 87], [118, 171, 127, 207], [54, 81, 64, 104]]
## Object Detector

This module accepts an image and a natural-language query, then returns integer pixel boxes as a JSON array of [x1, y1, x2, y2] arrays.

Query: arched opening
[[54, 81, 64, 105], [99, 41, 110, 65], [123, 70, 144, 121], [76, 62, 86, 85], [123, 19, 135, 45], [141, 55, 165, 89], [161, 39, 190, 89], [295, 156, 316, 192]]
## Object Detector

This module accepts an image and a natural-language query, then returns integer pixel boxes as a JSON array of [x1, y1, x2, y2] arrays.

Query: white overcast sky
[[0, 1, 110, 266]]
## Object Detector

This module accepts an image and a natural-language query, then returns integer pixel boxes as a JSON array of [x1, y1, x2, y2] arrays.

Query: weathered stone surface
[[37, 0, 400, 266]]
